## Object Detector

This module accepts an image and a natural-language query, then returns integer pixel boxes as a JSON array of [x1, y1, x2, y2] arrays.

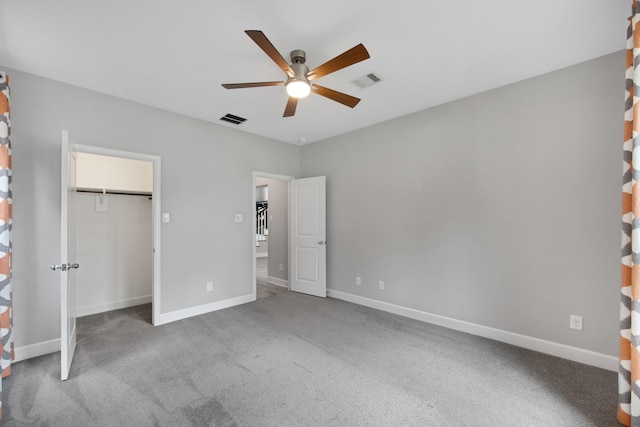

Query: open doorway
[[253, 173, 293, 300], [70, 144, 161, 325], [75, 152, 154, 320], [59, 137, 162, 380]]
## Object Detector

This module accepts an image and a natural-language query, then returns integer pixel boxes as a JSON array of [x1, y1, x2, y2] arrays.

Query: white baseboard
[[14, 293, 256, 362], [19, 290, 615, 372], [266, 276, 289, 288], [77, 295, 152, 318], [14, 338, 61, 363], [256, 253, 268, 258], [154, 293, 255, 326], [327, 290, 618, 372]]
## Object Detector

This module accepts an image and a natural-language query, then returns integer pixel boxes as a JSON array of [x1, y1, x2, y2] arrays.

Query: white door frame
[[73, 143, 162, 325], [252, 171, 294, 300]]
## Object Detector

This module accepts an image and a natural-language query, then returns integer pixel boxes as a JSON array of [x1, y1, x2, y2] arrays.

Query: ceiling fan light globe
[[287, 80, 311, 98]]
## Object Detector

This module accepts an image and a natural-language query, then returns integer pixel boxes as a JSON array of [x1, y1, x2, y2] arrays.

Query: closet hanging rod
[[77, 188, 152, 197]]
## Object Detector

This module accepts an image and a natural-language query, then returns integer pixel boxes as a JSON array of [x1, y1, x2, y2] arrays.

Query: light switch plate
[[235, 213, 243, 223], [162, 212, 170, 223]]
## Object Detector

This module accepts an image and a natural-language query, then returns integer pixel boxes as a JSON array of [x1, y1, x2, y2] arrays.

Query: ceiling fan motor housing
[[289, 50, 309, 83], [290, 49, 306, 64], [289, 62, 309, 81]]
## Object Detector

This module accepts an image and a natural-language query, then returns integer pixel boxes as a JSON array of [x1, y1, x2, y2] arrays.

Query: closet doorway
[[253, 172, 292, 300], [73, 148, 160, 323]]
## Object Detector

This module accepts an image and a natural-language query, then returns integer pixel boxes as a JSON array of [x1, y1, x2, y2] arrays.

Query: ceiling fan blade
[[283, 97, 298, 117], [307, 44, 370, 81], [312, 84, 361, 108], [222, 81, 284, 89], [245, 30, 294, 76]]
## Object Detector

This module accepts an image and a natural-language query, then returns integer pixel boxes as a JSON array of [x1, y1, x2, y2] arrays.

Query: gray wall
[[7, 67, 300, 348], [256, 177, 288, 282], [300, 51, 624, 356], [4, 50, 624, 359]]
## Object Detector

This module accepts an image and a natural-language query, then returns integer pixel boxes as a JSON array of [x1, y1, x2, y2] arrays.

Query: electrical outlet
[[206, 282, 213, 292], [570, 315, 583, 331], [378, 280, 384, 290], [356, 276, 361, 286]]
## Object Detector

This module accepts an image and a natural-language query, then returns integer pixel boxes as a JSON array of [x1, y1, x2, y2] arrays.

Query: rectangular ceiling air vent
[[352, 72, 382, 89], [220, 113, 247, 125]]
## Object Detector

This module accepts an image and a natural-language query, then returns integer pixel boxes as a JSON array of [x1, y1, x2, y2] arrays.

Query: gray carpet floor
[[3, 292, 618, 426]]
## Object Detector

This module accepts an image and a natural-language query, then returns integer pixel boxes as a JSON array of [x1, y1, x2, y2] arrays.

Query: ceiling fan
[[222, 30, 370, 117]]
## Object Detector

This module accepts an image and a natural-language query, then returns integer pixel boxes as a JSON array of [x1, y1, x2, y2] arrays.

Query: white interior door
[[58, 130, 78, 381], [290, 176, 326, 297]]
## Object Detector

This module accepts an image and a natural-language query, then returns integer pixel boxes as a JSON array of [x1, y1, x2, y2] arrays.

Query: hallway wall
[[256, 177, 288, 283]]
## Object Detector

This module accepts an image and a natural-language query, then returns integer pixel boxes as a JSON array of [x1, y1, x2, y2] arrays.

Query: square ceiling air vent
[[220, 113, 247, 125], [352, 73, 382, 89]]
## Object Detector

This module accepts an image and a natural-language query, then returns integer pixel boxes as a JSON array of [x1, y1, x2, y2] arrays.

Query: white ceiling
[[0, 1, 629, 145]]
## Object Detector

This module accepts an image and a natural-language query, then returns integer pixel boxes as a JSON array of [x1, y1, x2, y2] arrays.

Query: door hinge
[[51, 263, 79, 271]]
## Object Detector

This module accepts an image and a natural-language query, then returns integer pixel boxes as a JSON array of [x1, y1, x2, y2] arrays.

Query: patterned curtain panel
[[0, 71, 13, 421], [621, 3, 640, 425]]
